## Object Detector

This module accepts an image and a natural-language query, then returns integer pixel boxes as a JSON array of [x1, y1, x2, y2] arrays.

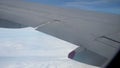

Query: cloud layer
[[0, 27, 78, 57], [0, 58, 99, 68]]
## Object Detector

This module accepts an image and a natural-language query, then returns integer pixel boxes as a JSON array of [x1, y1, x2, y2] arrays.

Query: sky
[[25, 0, 120, 14]]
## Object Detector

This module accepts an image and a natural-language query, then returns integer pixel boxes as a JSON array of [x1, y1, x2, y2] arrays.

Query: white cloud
[[0, 27, 78, 57], [0, 41, 24, 49], [0, 59, 99, 68], [0, 27, 80, 68]]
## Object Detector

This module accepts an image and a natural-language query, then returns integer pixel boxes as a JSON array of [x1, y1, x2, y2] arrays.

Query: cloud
[[0, 59, 99, 68], [0, 27, 78, 57]]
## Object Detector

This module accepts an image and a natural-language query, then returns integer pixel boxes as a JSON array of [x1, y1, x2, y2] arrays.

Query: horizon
[[25, 0, 120, 15]]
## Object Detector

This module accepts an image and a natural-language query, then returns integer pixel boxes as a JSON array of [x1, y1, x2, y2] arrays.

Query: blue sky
[[25, 0, 120, 14]]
